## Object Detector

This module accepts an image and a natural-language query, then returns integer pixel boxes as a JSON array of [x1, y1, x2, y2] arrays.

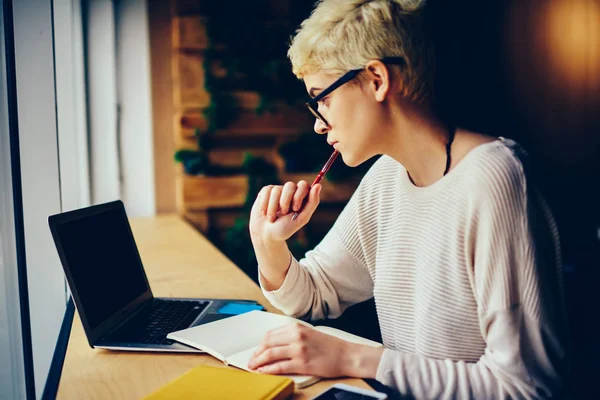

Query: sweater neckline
[[399, 136, 507, 198]]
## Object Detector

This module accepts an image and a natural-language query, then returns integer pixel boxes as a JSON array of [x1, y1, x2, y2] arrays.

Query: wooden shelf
[[173, 16, 208, 50], [207, 148, 276, 168], [177, 174, 248, 211], [172, 52, 210, 108], [177, 108, 313, 138]]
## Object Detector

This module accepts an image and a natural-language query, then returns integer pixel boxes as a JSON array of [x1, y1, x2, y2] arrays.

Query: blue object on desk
[[217, 303, 264, 315]]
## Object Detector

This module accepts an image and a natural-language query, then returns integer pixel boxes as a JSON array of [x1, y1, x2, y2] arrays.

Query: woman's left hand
[[247, 323, 355, 378]]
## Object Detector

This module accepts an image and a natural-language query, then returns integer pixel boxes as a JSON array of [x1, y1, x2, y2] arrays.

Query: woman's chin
[[340, 151, 360, 167]]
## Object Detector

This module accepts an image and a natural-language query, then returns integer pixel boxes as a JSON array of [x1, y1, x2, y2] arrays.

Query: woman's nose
[[314, 118, 329, 134]]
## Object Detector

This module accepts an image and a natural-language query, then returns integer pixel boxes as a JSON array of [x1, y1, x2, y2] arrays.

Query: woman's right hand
[[249, 180, 322, 244]]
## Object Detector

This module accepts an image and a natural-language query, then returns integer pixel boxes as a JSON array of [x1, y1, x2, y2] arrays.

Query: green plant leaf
[[174, 149, 200, 162]]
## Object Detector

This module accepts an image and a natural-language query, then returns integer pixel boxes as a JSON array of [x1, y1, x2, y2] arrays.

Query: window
[[1, 0, 89, 397]]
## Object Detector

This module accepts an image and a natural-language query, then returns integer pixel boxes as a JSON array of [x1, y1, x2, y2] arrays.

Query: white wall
[[54, 0, 91, 213], [87, 0, 155, 217], [11, 0, 68, 397], [87, 0, 121, 205], [115, 0, 155, 217]]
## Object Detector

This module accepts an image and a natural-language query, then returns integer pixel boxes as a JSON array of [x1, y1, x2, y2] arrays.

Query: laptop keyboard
[[105, 299, 208, 345]]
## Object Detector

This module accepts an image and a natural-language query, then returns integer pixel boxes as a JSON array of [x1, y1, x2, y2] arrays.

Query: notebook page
[[167, 310, 310, 359]]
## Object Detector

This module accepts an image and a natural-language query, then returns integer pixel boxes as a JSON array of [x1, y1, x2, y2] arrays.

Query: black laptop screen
[[56, 207, 149, 330]]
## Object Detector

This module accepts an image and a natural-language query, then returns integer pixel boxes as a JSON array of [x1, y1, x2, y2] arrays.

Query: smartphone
[[311, 383, 388, 400]]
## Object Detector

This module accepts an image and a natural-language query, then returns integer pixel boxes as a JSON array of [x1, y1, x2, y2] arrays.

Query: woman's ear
[[365, 60, 391, 102]]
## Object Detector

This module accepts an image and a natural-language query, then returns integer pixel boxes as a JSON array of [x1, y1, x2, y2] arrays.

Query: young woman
[[247, 1, 568, 398]]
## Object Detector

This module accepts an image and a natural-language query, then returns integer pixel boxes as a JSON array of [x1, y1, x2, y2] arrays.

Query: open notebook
[[167, 310, 382, 389]]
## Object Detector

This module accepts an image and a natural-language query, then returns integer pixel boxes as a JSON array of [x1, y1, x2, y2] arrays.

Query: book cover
[[143, 365, 294, 400]]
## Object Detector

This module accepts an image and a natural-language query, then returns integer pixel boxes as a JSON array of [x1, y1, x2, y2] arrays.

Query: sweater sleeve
[[375, 153, 568, 399], [258, 227, 373, 320], [258, 159, 384, 321]]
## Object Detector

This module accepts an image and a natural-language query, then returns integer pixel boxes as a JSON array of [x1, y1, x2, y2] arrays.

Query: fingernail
[[269, 215, 275, 222], [317, 186, 322, 195]]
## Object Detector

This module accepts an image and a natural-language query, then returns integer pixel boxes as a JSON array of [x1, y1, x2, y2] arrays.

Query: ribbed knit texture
[[260, 137, 568, 399]]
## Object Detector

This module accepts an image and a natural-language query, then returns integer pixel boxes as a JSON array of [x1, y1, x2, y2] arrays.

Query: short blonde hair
[[288, 0, 434, 104]]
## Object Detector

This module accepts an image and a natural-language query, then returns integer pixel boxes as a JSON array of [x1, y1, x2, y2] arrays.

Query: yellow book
[[144, 365, 294, 400]]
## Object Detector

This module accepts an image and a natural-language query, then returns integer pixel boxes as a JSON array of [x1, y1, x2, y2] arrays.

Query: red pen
[[291, 149, 339, 221]]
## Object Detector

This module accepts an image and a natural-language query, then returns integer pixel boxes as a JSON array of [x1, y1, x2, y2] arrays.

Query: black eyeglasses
[[306, 57, 406, 127]]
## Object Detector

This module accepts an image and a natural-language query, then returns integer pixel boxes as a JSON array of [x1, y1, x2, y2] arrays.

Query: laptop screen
[[54, 205, 150, 330]]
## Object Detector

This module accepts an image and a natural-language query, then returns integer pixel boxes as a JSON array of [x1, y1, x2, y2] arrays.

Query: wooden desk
[[57, 215, 372, 399]]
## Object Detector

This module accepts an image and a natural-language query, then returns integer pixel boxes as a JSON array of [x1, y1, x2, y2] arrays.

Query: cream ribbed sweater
[[260, 137, 568, 399]]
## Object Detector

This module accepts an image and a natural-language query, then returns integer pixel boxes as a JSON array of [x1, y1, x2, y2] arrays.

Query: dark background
[[433, 2, 599, 396]]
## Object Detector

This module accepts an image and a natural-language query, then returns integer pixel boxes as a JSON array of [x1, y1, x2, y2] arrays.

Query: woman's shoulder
[[468, 136, 527, 174], [459, 135, 535, 201]]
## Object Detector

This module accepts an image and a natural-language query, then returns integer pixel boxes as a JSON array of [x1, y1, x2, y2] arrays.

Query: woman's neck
[[382, 100, 455, 187]]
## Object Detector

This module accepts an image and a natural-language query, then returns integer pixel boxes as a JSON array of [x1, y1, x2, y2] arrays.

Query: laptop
[[48, 200, 264, 352]]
